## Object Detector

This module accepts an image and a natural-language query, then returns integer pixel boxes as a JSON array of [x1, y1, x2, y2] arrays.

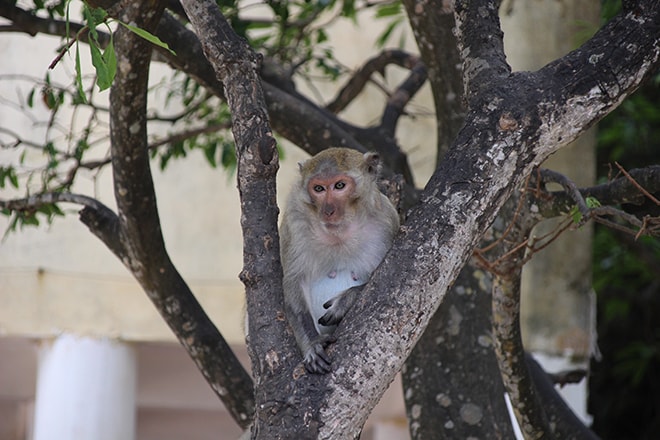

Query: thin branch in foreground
[[0, 191, 108, 212], [78, 122, 233, 170], [0, 192, 125, 257]]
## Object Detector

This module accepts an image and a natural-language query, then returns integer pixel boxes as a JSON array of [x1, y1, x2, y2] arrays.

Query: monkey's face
[[307, 173, 357, 229]]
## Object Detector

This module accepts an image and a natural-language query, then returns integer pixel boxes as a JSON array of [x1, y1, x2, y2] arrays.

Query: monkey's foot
[[303, 335, 335, 374]]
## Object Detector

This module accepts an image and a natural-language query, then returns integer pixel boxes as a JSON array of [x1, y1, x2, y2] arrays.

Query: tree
[[1, 0, 659, 438]]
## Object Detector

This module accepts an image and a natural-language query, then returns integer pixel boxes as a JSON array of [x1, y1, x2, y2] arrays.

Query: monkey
[[280, 147, 399, 373]]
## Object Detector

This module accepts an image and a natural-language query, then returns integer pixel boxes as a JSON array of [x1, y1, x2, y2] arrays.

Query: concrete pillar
[[33, 334, 137, 440]]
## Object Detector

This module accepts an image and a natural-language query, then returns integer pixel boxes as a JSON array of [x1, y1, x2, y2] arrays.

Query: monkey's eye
[[313, 184, 325, 193], [334, 181, 346, 190]]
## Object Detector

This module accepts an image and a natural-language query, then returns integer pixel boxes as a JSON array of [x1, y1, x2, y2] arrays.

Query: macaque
[[280, 148, 399, 373]]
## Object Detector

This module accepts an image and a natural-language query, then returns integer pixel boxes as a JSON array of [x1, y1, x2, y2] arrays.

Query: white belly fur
[[308, 269, 366, 334]]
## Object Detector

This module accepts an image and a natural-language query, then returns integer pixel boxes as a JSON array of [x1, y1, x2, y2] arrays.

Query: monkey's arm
[[318, 285, 363, 327], [286, 303, 335, 373]]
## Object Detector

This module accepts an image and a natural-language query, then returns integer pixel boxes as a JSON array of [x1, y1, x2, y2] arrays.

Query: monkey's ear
[[363, 152, 381, 175]]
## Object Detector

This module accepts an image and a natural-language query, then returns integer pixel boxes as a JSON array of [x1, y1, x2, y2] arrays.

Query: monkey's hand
[[319, 285, 363, 327], [303, 333, 336, 374]]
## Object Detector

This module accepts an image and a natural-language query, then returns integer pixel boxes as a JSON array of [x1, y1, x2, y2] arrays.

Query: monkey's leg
[[289, 306, 335, 374], [318, 285, 364, 327]]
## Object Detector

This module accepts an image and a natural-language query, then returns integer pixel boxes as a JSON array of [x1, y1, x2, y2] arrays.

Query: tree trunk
[[401, 1, 514, 437]]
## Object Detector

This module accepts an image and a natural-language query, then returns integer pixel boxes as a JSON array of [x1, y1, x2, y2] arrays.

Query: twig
[[49, 29, 85, 70], [380, 58, 428, 137], [615, 161, 660, 206], [479, 173, 532, 254], [0, 191, 108, 212], [539, 168, 590, 221], [326, 49, 422, 113]]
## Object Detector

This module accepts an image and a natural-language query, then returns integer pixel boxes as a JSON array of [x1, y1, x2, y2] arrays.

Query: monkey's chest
[[308, 269, 366, 334]]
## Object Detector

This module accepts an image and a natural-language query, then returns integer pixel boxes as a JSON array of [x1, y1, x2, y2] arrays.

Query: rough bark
[[403, 260, 516, 439], [400, 2, 514, 438], [489, 194, 552, 439]]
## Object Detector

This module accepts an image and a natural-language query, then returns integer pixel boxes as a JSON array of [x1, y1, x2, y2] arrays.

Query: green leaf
[[27, 88, 35, 108], [203, 140, 218, 168], [586, 196, 601, 209], [119, 22, 176, 55], [74, 139, 90, 161], [376, 17, 403, 48], [21, 212, 40, 227], [89, 39, 113, 91], [221, 141, 237, 172], [375, 2, 401, 18], [569, 205, 582, 224], [8, 170, 18, 188], [0, 167, 19, 189], [82, 5, 105, 41], [316, 28, 328, 44], [102, 35, 117, 83], [341, 0, 356, 19], [74, 42, 88, 104]]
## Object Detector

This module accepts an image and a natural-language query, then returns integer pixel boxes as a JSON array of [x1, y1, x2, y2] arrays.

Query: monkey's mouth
[[322, 221, 345, 232]]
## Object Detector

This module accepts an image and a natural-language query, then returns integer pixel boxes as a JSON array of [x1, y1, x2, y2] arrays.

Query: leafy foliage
[[0, 0, 386, 233], [589, 67, 660, 439], [76, 2, 174, 96], [373, 1, 406, 48], [597, 76, 660, 169]]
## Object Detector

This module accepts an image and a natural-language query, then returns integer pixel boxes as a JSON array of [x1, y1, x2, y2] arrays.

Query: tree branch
[[0, 193, 122, 258], [614, 162, 660, 205], [0, 0, 111, 46], [326, 49, 422, 114], [380, 55, 428, 138], [481, 189, 600, 439], [526, 354, 601, 440], [176, 1, 319, 437], [493, 264, 551, 438], [539, 168, 591, 221], [151, 13, 416, 183], [454, 0, 510, 105], [538, 166, 660, 211], [535, 165, 660, 237], [0, 1, 417, 189], [107, 2, 254, 427], [479, 163, 659, 437], [402, 0, 466, 162]]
